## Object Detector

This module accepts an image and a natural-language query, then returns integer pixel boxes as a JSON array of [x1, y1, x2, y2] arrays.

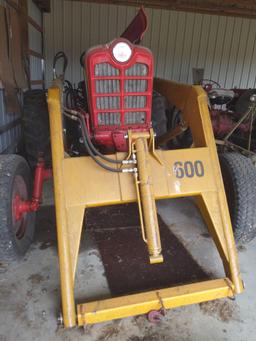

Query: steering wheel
[[199, 79, 221, 92]]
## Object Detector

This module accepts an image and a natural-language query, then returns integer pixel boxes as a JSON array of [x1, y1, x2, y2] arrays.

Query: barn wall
[[28, 0, 44, 89], [0, 0, 23, 153], [0, 86, 21, 154], [43, 0, 256, 89]]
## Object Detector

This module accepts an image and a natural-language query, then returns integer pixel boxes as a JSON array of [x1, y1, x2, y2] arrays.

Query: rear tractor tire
[[0, 154, 36, 262], [23, 90, 51, 168], [166, 106, 192, 149], [151, 91, 168, 138], [219, 152, 256, 245]]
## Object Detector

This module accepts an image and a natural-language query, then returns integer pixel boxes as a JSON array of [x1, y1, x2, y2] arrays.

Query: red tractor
[[200, 79, 256, 154], [0, 7, 247, 328], [0, 7, 167, 261], [1, 8, 255, 265]]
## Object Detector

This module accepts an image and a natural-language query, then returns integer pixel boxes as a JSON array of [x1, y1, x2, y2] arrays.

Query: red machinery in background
[[200, 79, 256, 155]]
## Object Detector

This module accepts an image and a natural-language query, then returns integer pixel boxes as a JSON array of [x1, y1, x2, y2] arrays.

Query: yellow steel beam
[[48, 88, 76, 328], [62, 147, 216, 207], [47, 79, 244, 328], [154, 79, 243, 295], [77, 278, 233, 325], [60, 148, 238, 287]]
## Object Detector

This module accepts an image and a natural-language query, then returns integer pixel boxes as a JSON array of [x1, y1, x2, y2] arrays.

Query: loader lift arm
[[47, 79, 243, 328]]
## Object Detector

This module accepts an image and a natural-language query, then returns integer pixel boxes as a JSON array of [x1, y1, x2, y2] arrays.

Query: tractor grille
[[125, 96, 146, 108], [98, 112, 121, 126], [94, 62, 149, 126], [95, 63, 119, 76], [96, 80, 120, 93], [124, 112, 146, 124], [125, 63, 148, 76], [96, 96, 120, 109], [124, 80, 147, 93]]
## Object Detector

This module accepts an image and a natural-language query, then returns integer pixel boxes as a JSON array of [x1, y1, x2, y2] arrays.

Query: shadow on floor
[[86, 204, 210, 296]]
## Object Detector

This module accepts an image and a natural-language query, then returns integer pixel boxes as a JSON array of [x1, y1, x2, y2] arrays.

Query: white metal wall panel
[[0, 1, 23, 152], [44, 0, 256, 89], [28, 0, 43, 88], [29, 56, 43, 81], [0, 87, 21, 153], [28, 0, 42, 26], [29, 24, 43, 54]]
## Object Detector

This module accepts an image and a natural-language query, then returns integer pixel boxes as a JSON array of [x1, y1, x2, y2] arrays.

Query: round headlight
[[113, 42, 132, 63]]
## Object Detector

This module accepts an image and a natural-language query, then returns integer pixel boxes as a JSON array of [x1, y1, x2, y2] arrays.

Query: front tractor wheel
[[219, 152, 256, 245], [0, 155, 36, 262]]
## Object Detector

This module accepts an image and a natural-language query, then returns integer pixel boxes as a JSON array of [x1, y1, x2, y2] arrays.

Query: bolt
[[228, 296, 236, 301], [250, 94, 256, 103], [57, 312, 64, 326], [122, 168, 137, 173]]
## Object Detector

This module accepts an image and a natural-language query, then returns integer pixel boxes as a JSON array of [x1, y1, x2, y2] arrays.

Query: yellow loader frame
[[47, 78, 243, 328]]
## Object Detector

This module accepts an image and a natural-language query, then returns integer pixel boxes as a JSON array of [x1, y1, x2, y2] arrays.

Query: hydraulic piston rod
[[135, 137, 163, 264]]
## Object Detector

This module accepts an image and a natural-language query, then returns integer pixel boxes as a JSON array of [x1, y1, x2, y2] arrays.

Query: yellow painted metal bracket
[[47, 79, 243, 328], [77, 278, 233, 325]]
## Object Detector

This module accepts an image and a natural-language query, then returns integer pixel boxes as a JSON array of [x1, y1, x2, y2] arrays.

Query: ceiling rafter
[[32, 0, 50, 12], [71, 0, 256, 19]]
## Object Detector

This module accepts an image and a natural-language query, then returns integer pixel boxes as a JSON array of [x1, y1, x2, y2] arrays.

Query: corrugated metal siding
[[29, 55, 43, 81], [0, 1, 23, 152], [43, 0, 256, 89], [29, 24, 43, 54], [30, 56, 44, 89], [0, 1, 43, 153], [28, 0, 42, 26], [0, 86, 21, 153], [28, 0, 44, 89]]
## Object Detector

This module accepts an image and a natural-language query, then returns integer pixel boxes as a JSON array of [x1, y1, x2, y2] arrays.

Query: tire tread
[[219, 152, 256, 245]]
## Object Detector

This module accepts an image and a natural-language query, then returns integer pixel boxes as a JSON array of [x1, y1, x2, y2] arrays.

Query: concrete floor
[[0, 181, 255, 341]]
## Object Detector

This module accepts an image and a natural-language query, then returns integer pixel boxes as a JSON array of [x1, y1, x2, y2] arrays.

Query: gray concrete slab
[[0, 191, 255, 341]]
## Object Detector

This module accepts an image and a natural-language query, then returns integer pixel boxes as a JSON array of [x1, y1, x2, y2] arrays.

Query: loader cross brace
[[47, 79, 243, 328]]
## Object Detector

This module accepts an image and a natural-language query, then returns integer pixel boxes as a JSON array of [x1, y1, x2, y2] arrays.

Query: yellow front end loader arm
[[47, 79, 243, 328]]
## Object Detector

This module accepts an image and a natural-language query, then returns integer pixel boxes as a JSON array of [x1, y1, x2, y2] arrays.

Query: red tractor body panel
[[85, 38, 153, 151]]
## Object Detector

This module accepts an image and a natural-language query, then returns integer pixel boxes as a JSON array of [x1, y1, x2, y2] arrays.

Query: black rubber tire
[[23, 90, 51, 168], [0, 154, 36, 262], [219, 152, 256, 245], [166, 106, 192, 149], [151, 91, 167, 137]]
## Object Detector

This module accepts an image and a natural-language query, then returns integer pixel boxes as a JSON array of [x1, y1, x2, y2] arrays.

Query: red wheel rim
[[12, 175, 28, 240]]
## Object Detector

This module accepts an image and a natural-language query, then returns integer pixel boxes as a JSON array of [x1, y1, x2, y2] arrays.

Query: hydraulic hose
[[79, 120, 124, 172], [77, 113, 124, 164], [53, 51, 68, 80], [63, 110, 132, 173], [63, 107, 126, 165]]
